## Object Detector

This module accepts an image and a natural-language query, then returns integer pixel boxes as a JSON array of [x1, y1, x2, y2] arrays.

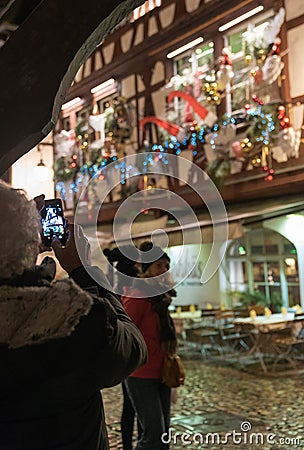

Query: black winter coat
[[0, 265, 147, 450]]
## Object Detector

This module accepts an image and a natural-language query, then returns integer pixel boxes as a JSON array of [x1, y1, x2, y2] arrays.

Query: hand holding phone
[[52, 223, 91, 274], [40, 199, 67, 247]]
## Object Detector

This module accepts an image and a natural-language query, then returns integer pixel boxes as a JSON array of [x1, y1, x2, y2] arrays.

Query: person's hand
[[52, 223, 91, 274], [33, 194, 52, 253]]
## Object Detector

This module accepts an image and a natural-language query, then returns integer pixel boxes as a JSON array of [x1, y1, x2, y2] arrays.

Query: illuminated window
[[226, 10, 281, 112], [227, 230, 299, 308], [172, 41, 215, 114]]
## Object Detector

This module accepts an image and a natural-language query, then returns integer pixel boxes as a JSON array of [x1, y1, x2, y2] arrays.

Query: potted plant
[[227, 289, 274, 315]]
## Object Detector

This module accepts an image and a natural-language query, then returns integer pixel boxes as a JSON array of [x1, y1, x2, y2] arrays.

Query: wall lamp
[[34, 143, 52, 182], [166, 37, 204, 59], [61, 97, 83, 111], [218, 5, 264, 32], [91, 78, 116, 94]]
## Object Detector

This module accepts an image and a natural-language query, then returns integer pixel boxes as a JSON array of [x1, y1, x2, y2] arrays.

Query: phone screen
[[41, 199, 66, 246]]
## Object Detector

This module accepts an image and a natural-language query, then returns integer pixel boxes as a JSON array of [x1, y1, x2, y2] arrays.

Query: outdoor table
[[170, 310, 202, 339], [170, 311, 202, 320], [234, 313, 296, 372]]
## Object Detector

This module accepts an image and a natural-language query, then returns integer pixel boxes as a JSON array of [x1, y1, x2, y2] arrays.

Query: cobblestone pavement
[[103, 359, 304, 449]]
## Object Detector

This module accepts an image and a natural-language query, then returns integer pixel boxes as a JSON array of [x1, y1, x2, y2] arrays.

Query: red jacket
[[122, 288, 164, 379]]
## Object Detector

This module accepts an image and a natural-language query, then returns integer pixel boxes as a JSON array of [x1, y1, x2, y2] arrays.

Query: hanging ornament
[[269, 37, 281, 56], [252, 94, 264, 106], [251, 157, 261, 167], [255, 48, 267, 65], [54, 130, 76, 157], [278, 126, 301, 159], [263, 165, 275, 181], [261, 144, 274, 180], [216, 48, 234, 91], [202, 81, 222, 106], [262, 36, 284, 85], [277, 105, 291, 130], [261, 144, 269, 166], [89, 113, 106, 146], [277, 105, 298, 158], [241, 137, 254, 153], [193, 69, 206, 98], [245, 54, 253, 65]]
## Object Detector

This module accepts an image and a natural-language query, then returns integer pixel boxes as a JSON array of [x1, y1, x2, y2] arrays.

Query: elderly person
[[0, 180, 147, 450]]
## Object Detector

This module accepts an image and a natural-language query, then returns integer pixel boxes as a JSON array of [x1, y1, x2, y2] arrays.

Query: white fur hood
[[0, 279, 93, 349]]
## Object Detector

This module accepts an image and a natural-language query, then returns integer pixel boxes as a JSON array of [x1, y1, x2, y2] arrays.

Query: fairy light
[[120, 160, 126, 184]]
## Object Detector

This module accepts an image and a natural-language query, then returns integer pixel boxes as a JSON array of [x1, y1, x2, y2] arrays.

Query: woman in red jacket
[[122, 241, 177, 450]]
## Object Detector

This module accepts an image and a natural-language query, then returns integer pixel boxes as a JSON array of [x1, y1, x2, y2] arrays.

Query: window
[[62, 117, 71, 131], [75, 107, 95, 142], [226, 10, 281, 112], [175, 42, 214, 77], [76, 107, 92, 123], [172, 41, 215, 115], [226, 229, 300, 307], [97, 93, 118, 114]]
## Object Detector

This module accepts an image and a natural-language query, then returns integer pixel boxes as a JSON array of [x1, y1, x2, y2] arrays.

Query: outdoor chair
[[187, 326, 222, 358], [215, 310, 251, 353], [265, 322, 304, 369], [173, 316, 211, 357], [173, 310, 222, 358]]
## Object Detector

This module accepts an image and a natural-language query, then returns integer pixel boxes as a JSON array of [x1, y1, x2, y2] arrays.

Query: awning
[[97, 194, 304, 248]]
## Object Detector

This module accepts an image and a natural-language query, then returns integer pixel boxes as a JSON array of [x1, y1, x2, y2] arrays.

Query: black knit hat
[[103, 245, 140, 277], [140, 241, 170, 273]]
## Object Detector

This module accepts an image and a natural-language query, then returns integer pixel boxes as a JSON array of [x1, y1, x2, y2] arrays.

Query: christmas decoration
[[231, 141, 244, 159], [141, 85, 302, 186], [202, 80, 222, 106], [251, 156, 261, 167], [243, 8, 285, 86], [140, 116, 184, 139], [273, 105, 303, 161], [216, 47, 234, 91], [204, 122, 240, 184], [53, 130, 76, 157], [278, 105, 291, 130], [54, 97, 134, 209], [104, 96, 132, 143], [167, 90, 217, 127], [89, 113, 106, 146], [241, 137, 254, 153], [53, 6, 302, 203]]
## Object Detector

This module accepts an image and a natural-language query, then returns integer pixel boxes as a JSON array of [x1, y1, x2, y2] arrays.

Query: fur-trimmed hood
[[0, 279, 93, 349]]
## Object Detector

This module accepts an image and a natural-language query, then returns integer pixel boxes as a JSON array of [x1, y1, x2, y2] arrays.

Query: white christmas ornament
[[54, 130, 76, 157], [89, 114, 106, 145], [262, 55, 284, 85]]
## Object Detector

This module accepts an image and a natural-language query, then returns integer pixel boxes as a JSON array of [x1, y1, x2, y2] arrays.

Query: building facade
[[14, 0, 304, 309]]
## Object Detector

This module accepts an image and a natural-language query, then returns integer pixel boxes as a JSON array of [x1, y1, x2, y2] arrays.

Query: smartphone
[[40, 198, 67, 246]]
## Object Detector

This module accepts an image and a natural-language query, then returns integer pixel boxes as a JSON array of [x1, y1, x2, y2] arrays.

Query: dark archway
[[0, 0, 144, 174]]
